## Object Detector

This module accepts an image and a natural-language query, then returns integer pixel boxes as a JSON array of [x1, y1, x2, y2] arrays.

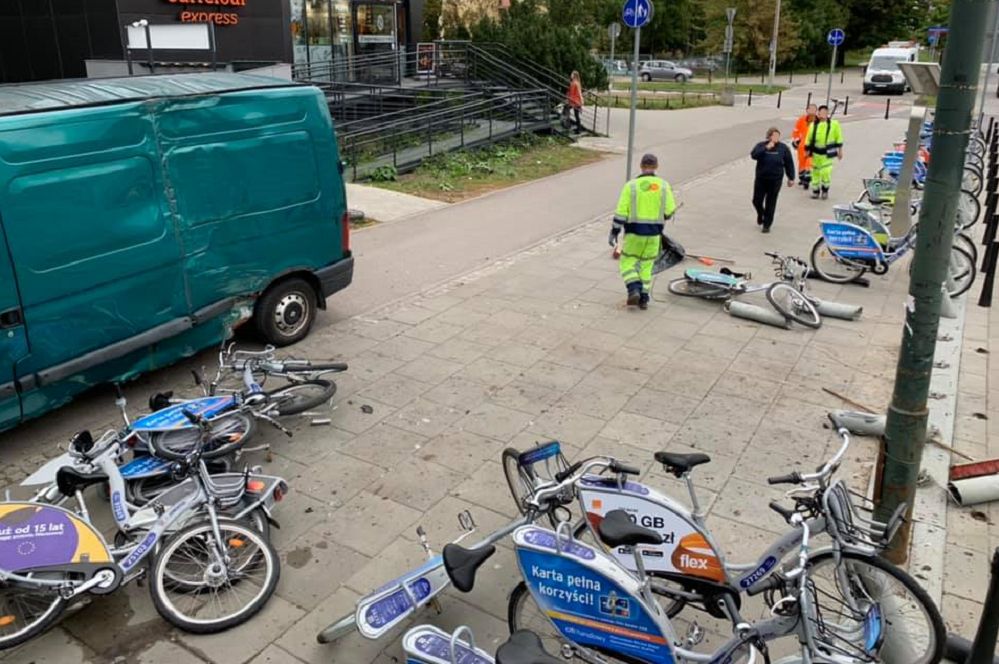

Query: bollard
[[761, 69, 765, 84], [708, 69, 712, 85], [813, 300, 863, 320], [979, 240, 999, 307], [735, 71, 739, 84], [748, 89, 753, 106], [840, 69, 844, 84], [967, 548, 999, 663], [885, 97, 891, 119], [813, 71, 818, 83], [844, 96, 849, 116], [789, 70, 793, 84], [806, 91, 812, 107], [777, 90, 782, 109], [726, 301, 790, 328]]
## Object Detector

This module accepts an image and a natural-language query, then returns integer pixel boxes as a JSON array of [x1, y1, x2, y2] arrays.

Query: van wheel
[[254, 278, 317, 346]]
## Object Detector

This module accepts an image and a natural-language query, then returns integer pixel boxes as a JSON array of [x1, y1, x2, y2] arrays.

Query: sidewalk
[[0, 112, 924, 663]]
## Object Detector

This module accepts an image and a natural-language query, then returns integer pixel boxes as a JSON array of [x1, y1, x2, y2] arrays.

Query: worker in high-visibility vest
[[609, 154, 677, 310], [791, 103, 817, 189], [805, 104, 844, 200]]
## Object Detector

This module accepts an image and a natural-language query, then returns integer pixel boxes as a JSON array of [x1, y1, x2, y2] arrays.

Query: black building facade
[[0, 0, 421, 83]]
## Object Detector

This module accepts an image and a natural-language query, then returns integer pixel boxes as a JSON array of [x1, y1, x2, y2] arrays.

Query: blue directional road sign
[[827, 28, 845, 47], [622, 0, 653, 29]]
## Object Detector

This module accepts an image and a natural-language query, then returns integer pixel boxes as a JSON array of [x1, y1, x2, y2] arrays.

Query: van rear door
[[0, 218, 26, 429]]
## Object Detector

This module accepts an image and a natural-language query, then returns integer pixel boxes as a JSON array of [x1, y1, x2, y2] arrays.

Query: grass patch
[[613, 80, 786, 94], [596, 93, 720, 110], [370, 133, 605, 202]]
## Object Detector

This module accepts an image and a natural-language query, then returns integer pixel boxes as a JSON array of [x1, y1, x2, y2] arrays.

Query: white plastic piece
[[948, 475, 999, 506], [726, 300, 791, 328], [939, 284, 958, 319], [828, 410, 886, 436]]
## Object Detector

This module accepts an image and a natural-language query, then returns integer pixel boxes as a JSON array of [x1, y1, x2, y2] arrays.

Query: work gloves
[[608, 227, 621, 247]]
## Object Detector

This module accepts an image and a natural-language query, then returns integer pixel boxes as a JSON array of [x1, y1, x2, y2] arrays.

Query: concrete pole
[[875, 0, 991, 563], [768, 0, 781, 89], [626, 26, 641, 181]]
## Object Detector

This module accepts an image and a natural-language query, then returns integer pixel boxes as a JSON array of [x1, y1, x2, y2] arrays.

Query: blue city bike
[[425, 456, 885, 664], [810, 219, 976, 296]]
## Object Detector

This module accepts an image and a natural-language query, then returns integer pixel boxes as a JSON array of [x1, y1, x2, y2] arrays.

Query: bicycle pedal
[[684, 620, 705, 648]]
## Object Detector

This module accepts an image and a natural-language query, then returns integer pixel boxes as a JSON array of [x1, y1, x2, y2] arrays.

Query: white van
[[863, 46, 919, 95]]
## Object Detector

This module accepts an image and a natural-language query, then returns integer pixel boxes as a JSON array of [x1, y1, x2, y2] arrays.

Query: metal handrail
[[337, 91, 486, 133]]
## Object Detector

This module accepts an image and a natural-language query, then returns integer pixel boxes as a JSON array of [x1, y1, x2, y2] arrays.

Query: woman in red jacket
[[567, 71, 584, 135]]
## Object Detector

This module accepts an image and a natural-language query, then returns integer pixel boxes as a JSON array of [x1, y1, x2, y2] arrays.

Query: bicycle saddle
[[655, 451, 711, 477], [56, 466, 109, 497], [496, 630, 561, 664], [443, 543, 496, 593], [598, 510, 663, 549]]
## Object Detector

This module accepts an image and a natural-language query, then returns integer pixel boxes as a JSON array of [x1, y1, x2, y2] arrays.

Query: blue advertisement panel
[[515, 528, 673, 664], [820, 221, 884, 261], [129, 396, 235, 431]]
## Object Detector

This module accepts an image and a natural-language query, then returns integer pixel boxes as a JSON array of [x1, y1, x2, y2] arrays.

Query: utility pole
[[875, 0, 991, 562], [767, 0, 781, 89], [978, 5, 999, 123]]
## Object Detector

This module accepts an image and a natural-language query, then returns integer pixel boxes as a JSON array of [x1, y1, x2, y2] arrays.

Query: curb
[[908, 295, 966, 607]]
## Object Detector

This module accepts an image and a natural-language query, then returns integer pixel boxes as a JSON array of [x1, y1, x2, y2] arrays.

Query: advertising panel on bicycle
[[513, 526, 676, 664]]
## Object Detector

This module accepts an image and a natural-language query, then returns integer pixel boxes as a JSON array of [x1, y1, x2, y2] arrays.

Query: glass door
[[353, 1, 399, 83]]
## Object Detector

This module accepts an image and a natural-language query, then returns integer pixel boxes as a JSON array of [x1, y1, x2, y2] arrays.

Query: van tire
[[254, 277, 318, 346]]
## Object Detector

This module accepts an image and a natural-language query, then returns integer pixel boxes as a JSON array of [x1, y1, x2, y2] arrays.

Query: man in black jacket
[[750, 127, 796, 233]]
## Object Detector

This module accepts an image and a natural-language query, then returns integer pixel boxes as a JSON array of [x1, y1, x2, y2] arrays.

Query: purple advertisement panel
[[0, 503, 110, 572]]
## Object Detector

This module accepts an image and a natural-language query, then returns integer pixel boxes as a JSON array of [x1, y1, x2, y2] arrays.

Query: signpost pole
[[768, 0, 781, 89], [826, 41, 837, 105], [607, 22, 620, 136], [627, 24, 641, 180]]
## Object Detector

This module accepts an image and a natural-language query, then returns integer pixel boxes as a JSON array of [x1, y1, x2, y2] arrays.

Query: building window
[[306, 0, 333, 65], [291, 0, 307, 66]]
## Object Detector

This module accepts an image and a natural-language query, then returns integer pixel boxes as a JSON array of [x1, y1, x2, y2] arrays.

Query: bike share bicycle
[[666, 252, 824, 329], [0, 411, 286, 650], [408, 453, 884, 664], [501, 435, 944, 663]]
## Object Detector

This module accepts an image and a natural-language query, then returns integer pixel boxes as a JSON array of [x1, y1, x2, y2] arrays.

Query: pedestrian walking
[[750, 127, 796, 234], [610, 153, 676, 309], [805, 104, 844, 200], [791, 103, 817, 189], [566, 71, 584, 135]]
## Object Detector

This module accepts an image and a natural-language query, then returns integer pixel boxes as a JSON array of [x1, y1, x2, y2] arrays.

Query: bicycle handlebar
[[766, 428, 850, 487]]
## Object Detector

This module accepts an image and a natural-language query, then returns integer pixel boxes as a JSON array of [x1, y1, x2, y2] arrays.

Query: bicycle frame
[[818, 220, 918, 271]]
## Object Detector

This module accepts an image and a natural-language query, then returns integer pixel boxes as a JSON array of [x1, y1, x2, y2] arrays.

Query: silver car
[[639, 60, 694, 82]]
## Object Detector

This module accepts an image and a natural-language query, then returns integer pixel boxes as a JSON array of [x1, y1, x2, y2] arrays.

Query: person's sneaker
[[639, 294, 650, 310], [762, 227, 771, 233], [821, 190, 829, 200], [626, 293, 640, 307], [811, 190, 820, 199]]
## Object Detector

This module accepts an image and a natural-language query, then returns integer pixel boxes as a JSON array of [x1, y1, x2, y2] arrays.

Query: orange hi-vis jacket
[[792, 114, 814, 172]]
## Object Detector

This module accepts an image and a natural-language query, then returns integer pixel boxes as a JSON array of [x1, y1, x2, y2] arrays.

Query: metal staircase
[[294, 42, 606, 181]]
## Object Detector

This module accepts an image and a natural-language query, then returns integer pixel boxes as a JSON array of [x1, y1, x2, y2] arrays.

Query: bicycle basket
[[862, 178, 896, 205], [801, 574, 883, 663], [823, 480, 904, 550], [507, 441, 573, 515]]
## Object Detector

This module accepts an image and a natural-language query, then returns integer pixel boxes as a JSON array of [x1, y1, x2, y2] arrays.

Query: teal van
[[0, 74, 353, 431]]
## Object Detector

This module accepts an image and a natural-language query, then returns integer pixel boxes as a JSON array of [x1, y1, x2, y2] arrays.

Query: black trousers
[[752, 177, 783, 229], [572, 107, 582, 133]]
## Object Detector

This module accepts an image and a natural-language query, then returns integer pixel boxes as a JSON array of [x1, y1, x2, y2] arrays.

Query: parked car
[[0, 73, 353, 431], [639, 60, 694, 82], [601, 59, 629, 75], [678, 57, 720, 73], [862, 46, 918, 94]]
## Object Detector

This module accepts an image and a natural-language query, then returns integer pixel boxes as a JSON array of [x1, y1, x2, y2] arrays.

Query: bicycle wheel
[[957, 189, 981, 230], [149, 412, 255, 460], [0, 577, 68, 650], [666, 278, 729, 300], [150, 519, 279, 633], [806, 551, 944, 664], [954, 232, 979, 267], [267, 379, 336, 416], [810, 238, 867, 284], [947, 244, 976, 298], [766, 283, 822, 329], [963, 168, 983, 196]]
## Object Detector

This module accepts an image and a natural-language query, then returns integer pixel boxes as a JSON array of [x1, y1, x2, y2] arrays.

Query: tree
[[701, 0, 801, 69], [786, 0, 849, 67], [472, 0, 609, 88], [422, 0, 443, 41], [843, 0, 933, 49]]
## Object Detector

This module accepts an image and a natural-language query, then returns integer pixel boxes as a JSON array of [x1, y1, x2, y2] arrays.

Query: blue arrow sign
[[622, 0, 653, 29], [827, 28, 845, 47]]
